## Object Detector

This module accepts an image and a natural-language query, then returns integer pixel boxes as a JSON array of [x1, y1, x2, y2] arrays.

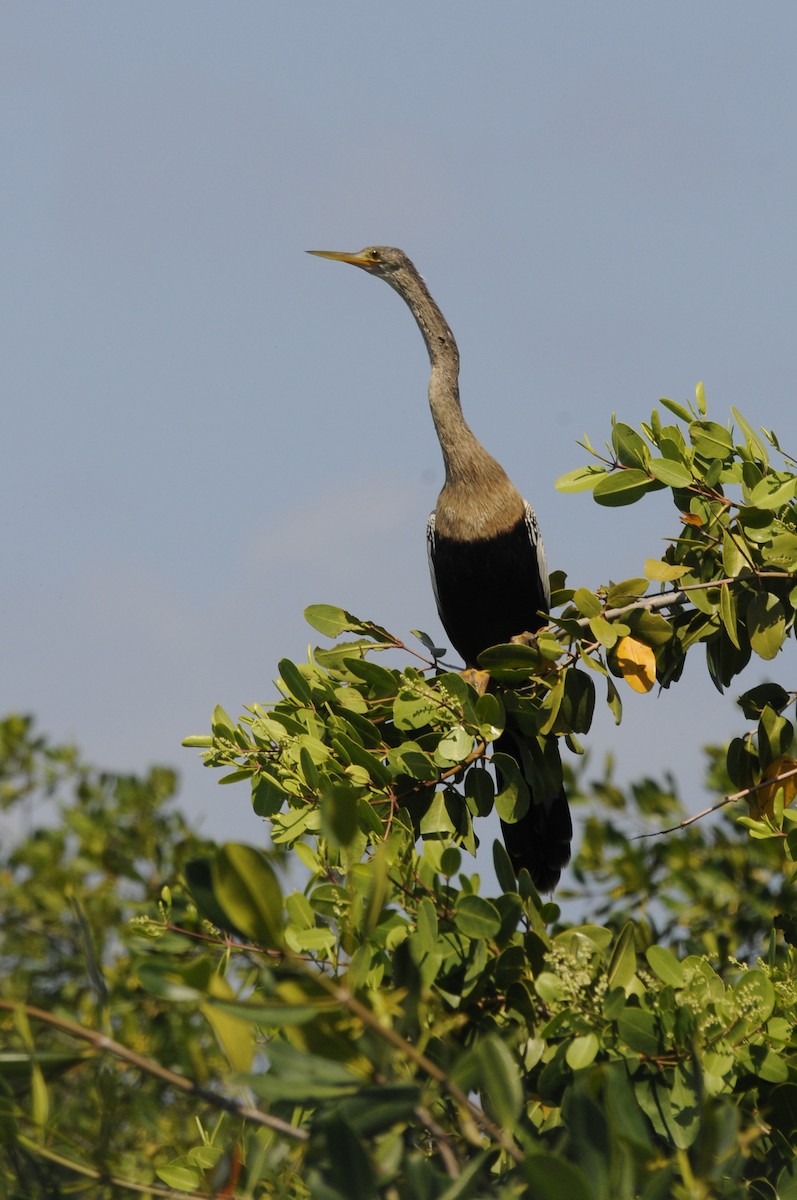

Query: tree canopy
[[2, 391, 796, 1199]]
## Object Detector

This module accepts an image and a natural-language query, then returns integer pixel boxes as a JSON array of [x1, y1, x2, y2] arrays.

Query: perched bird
[[308, 246, 571, 890]]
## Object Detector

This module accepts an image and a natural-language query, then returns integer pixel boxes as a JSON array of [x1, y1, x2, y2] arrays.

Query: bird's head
[[306, 246, 410, 282]]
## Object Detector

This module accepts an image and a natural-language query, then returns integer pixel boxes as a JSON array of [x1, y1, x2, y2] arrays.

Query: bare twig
[[0, 999, 308, 1142], [314, 978, 523, 1164], [16, 1136, 231, 1200], [632, 765, 797, 838]]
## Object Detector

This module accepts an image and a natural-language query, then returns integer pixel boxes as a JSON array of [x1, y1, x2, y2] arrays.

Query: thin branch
[[0, 1000, 308, 1142], [414, 1105, 462, 1177], [632, 765, 797, 839], [564, 571, 796, 629], [16, 1135, 230, 1200], [315, 977, 523, 1164]]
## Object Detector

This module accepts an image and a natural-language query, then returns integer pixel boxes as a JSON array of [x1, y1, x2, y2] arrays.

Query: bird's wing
[[523, 500, 551, 611], [426, 512, 442, 618]]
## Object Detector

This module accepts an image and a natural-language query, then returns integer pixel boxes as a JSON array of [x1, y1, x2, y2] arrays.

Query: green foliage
[[2, 394, 796, 1198]]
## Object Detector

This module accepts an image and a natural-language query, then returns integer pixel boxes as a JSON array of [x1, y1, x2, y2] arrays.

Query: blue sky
[[3, 5, 796, 862]]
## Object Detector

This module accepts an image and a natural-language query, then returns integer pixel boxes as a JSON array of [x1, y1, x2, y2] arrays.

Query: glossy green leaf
[[523, 1155, 593, 1200], [649, 457, 693, 488], [304, 604, 353, 637], [157, 1163, 202, 1189], [719, 583, 740, 648], [613, 421, 650, 469], [689, 420, 734, 459], [456, 894, 501, 939], [556, 464, 610, 492], [606, 578, 649, 605], [211, 843, 284, 947], [646, 945, 686, 987], [566, 1033, 600, 1070], [731, 405, 769, 466], [659, 397, 692, 421], [749, 474, 797, 509], [590, 615, 622, 648], [475, 1035, 523, 1127], [747, 591, 786, 660], [593, 468, 656, 506], [573, 587, 603, 617], [618, 1007, 660, 1056], [278, 659, 314, 706], [607, 922, 637, 991], [643, 559, 689, 582], [435, 725, 473, 765]]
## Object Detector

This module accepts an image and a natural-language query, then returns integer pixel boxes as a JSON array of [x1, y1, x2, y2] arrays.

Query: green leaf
[[573, 587, 603, 617], [607, 922, 637, 991], [493, 753, 530, 822], [435, 725, 473, 766], [590, 615, 622, 649], [324, 1117, 379, 1197], [659, 397, 692, 422], [731, 405, 769, 466], [278, 659, 314, 706], [211, 704, 236, 735], [304, 604, 352, 637], [523, 1155, 593, 1200], [738, 682, 790, 720], [556, 464, 610, 492], [749, 474, 797, 509], [593, 469, 656, 507], [556, 669, 595, 735], [493, 839, 517, 894], [648, 457, 693, 488], [644, 559, 689, 582], [464, 766, 494, 816], [627, 610, 674, 646], [211, 843, 284, 948], [393, 689, 439, 731], [645, 945, 686, 987], [618, 1007, 660, 1056], [746, 591, 786, 660], [455, 894, 501, 939], [719, 583, 740, 649], [689, 420, 734, 459], [612, 421, 650, 469], [565, 1033, 600, 1070], [606, 676, 623, 725], [157, 1163, 202, 1189], [321, 782, 360, 847], [475, 1035, 523, 1127], [606, 578, 649, 605]]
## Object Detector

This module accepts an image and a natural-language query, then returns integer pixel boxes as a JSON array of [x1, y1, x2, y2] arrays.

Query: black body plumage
[[427, 513, 548, 668]]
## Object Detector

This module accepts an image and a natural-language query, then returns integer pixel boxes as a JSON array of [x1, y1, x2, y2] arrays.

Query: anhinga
[[308, 246, 572, 891]]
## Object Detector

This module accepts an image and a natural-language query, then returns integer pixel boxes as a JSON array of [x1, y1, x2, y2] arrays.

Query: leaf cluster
[[3, 394, 797, 1198]]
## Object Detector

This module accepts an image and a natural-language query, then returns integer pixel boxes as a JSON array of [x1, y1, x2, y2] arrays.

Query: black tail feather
[[494, 732, 572, 892]]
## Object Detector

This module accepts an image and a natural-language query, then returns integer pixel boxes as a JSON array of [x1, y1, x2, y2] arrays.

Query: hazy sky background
[[3, 5, 795, 872]]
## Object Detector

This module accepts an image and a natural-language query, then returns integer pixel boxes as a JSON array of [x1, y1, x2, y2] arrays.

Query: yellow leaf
[[615, 637, 656, 694], [749, 755, 797, 820], [644, 559, 689, 582]]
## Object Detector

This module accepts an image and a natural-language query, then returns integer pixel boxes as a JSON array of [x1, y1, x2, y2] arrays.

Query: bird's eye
[[369, 249, 381, 261]]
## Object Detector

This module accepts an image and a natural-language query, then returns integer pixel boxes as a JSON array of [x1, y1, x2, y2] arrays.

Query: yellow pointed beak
[[306, 249, 374, 268]]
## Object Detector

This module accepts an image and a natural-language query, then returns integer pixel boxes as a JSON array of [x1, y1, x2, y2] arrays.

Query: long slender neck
[[384, 260, 525, 540], [388, 266, 496, 485]]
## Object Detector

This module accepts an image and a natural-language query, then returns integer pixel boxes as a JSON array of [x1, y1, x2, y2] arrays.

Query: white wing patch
[[426, 512, 443, 618], [523, 500, 551, 609]]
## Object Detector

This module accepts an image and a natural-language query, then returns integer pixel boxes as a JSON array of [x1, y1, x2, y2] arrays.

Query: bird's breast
[[433, 479, 526, 541]]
